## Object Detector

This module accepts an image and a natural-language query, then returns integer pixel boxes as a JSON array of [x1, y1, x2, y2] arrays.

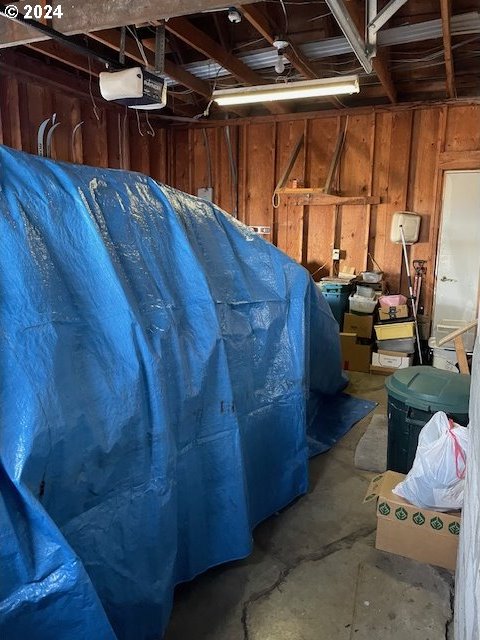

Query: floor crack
[[241, 526, 376, 640], [445, 576, 455, 639]]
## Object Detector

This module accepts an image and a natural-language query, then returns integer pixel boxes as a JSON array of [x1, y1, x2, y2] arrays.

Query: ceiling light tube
[[212, 76, 360, 106]]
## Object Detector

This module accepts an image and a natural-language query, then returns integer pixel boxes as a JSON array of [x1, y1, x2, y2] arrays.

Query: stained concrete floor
[[165, 372, 454, 640]]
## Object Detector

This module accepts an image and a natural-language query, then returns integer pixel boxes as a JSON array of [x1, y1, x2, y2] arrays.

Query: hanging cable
[[272, 192, 281, 209], [117, 112, 123, 167], [224, 125, 238, 219], [309, 262, 328, 278], [202, 129, 213, 189], [136, 109, 145, 136], [128, 26, 149, 67], [122, 107, 128, 168], [145, 112, 155, 137], [88, 57, 100, 121], [279, 0, 289, 34]]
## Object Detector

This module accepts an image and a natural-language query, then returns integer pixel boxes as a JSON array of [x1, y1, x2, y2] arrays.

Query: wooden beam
[[27, 41, 198, 117], [440, 0, 456, 98], [89, 30, 247, 118], [274, 133, 305, 191], [240, 3, 342, 109], [323, 128, 345, 194], [0, 1, 255, 47], [277, 190, 380, 206], [439, 150, 480, 170], [58, 1, 255, 34], [241, 4, 316, 79], [27, 41, 105, 76], [164, 16, 288, 115], [2, 48, 197, 118], [371, 55, 397, 103], [338, 1, 397, 103]]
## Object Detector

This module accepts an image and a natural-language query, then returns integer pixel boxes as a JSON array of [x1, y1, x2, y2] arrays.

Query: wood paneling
[[168, 103, 480, 328], [0, 59, 478, 333], [0, 65, 168, 176]]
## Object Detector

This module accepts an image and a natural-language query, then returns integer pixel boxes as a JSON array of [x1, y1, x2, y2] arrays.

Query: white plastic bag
[[393, 411, 468, 511]]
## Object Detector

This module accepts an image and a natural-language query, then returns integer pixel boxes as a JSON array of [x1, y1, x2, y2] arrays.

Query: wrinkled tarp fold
[[0, 147, 373, 640]]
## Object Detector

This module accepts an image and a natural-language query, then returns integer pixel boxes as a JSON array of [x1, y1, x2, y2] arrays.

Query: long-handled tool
[[399, 225, 423, 364], [412, 260, 427, 314]]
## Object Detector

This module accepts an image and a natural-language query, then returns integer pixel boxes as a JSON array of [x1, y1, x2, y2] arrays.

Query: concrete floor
[[165, 372, 454, 640]]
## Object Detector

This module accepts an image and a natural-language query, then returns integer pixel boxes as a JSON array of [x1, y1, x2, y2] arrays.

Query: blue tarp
[[0, 147, 374, 640]]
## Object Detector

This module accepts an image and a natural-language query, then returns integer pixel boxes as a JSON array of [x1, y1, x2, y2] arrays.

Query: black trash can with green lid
[[385, 365, 470, 474]]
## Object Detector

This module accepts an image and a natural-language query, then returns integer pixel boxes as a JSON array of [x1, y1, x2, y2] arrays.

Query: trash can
[[385, 365, 470, 473], [317, 280, 352, 330]]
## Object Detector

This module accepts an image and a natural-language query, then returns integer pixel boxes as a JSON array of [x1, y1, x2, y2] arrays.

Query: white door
[[432, 170, 480, 352]]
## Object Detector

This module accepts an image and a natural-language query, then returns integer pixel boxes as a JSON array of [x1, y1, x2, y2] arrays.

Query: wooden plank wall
[[167, 103, 480, 332], [0, 60, 478, 334], [0, 68, 169, 181]]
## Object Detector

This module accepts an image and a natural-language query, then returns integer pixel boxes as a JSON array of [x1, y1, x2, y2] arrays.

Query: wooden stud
[[339, 0, 397, 103], [440, 0, 456, 99]]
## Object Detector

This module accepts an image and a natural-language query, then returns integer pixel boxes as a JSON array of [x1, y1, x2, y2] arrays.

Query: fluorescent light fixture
[[212, 76, 360, 106]]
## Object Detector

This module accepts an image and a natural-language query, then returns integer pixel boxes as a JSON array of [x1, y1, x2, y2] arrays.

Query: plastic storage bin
[[428, 337, 459, 373], [349, 294, 377, 314], [385, 366, 470, 473], [317, 280, 352, 329], [374, 321, 414, 340], [356, 285, 376, 299], [376, 337, 415, 353], [361, 271, 383, 283]]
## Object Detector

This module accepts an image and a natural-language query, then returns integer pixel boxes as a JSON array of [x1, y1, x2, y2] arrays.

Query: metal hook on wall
[[71, 121, 84, 162], [37, 113, 61, 158]]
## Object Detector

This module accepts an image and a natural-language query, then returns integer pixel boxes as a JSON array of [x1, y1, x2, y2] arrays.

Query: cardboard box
[[364, 471, 460, 571], [371, 350, 413, 370], [343, 313, 373, 339], [378, 304, 409, 321], [340, 333, 372, 373], [369, 364, 398, 376]]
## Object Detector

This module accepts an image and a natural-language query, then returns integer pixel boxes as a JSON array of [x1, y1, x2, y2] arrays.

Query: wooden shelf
[[276, 188, 381, 206]]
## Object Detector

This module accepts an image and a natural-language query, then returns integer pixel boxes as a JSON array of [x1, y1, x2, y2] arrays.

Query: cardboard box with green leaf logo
[[364, 471, 460, 571]]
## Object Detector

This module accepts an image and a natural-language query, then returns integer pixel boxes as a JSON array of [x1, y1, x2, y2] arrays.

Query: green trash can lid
[[385, 365, 470, 414]]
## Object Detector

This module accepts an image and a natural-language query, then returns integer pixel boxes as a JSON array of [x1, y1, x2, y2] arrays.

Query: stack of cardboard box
[[340, 313, 374, 373]]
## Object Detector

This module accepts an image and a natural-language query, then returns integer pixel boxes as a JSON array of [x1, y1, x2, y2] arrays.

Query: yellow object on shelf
[[374, 321, 415, 341]]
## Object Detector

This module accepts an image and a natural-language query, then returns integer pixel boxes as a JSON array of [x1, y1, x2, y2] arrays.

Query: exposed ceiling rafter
[[240, 3, 343, 109], [88, 29, 211, 101], [325, 0, 397, 103], [164, 16, 288, 115], [26, 40, 199, 117], [0, 0, 255, 47]]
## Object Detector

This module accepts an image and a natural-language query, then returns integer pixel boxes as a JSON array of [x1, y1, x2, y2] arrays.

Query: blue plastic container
[[318, 281, 352, 330]]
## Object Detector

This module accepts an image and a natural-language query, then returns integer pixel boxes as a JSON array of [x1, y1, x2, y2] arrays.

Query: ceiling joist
[[26, 40, 199, 117], [240, 3, 342, 109], [0, 1, 254, 47], [88, 29, 211, 101], [164, 16, 288, 115], [329, 0, 397, 103]]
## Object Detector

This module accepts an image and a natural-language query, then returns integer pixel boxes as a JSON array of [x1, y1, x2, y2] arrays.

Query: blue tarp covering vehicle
[[0, 147, 373, 639]]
